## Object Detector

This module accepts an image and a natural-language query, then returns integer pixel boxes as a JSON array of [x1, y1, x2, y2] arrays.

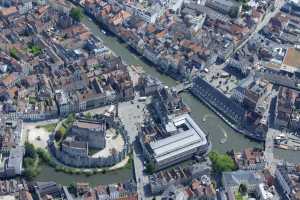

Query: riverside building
[[139, 113, 209, 171]]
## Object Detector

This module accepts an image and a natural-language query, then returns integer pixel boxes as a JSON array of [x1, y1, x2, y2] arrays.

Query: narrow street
[[231, 0, 285, 58]]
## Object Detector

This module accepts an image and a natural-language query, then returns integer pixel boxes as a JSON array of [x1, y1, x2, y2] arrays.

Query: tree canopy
[[209, 151, 236, 173], [145, 163, 155, 174], [70, 8, 83, 22], [25, 142, 37, 159], [239, 183, 248, 195]]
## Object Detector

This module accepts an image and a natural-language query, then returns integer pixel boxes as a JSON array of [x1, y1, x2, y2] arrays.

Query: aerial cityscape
[[0, 0, 300, 199]]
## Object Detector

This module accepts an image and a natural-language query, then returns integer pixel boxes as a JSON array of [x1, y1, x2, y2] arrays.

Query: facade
[[222, 170, 264, 200], [275, 164, 300, 200], [149, 163, 211, 195], [71, 119, 106, 149], [227, 58, 249, 76], [0, 119, 23, 154], [138, 75, 163, 96], [191, 76, 245, 126], [132, 3, 164, 23], [161, 185, 188, 200], [6, 146, 24, 176], [17, 0, 33, 15], [205, 0, 242, 16], [233, 148, 266, 170], [274, 87, 300, 130], [34, 181, 63, 199], [62, 138, 88, 157], [150, 86, 189, 125], [0, 146, 24, 178], [257, 68, 300, 90]]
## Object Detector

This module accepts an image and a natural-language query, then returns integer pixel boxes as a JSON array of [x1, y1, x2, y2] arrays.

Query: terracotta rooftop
[[0, 7, 17, 17]]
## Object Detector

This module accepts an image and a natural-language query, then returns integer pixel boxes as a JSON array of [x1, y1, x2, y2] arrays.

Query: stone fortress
[[62, 119, 107, 157], [49, 114, 130, 168]]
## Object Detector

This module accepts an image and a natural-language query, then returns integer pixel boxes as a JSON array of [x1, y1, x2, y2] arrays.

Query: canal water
[[79, 15, 262, 152], [34, 11, 299, 185], [36, 165, 132, 186]]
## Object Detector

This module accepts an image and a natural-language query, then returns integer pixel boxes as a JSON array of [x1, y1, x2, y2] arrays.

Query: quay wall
[[67, 0, 265, 142], [191, 76, 265, 142]]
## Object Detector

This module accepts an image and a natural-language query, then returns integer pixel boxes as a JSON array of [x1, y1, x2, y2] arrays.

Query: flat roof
[[149, 114, 208, 163]]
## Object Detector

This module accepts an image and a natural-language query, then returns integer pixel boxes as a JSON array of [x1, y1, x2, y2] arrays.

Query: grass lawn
[[235, 192, 247, 200]]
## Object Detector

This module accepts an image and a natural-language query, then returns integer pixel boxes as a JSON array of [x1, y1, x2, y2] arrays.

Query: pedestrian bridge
[[173, 81, 192, 93]]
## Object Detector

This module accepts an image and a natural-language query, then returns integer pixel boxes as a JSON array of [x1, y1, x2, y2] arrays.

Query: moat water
[[34, 11, 300, 186]]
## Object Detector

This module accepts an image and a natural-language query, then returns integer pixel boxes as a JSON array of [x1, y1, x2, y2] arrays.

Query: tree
[[23, 157, 40, 180], [36, 148, 51, 163], [229, 7, 239, 18], [25, 142, 37, 159], [65, 113, 75, 124], [55, 130, 63, 142], [145, 163, 155, 174], [209, 151, 236, 173], [239, 184, 247, 195], [85, 112, 92, 119], [68, 183, 77, 195], [70, 8, 83, 22]]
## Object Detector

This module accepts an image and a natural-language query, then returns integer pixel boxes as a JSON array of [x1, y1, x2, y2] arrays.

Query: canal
[[34, 9, 299, 185], [36, 165, 133, 186], [79, 14, 262, 152], [79, 14, 300, 162]]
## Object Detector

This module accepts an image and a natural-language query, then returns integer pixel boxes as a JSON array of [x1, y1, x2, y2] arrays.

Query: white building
[[6, 146, 25, 177], [257, 183, 273, 200], [133, 3, 165, 23], [189, 14, 206, 32], [142, 114, 209, 170]]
